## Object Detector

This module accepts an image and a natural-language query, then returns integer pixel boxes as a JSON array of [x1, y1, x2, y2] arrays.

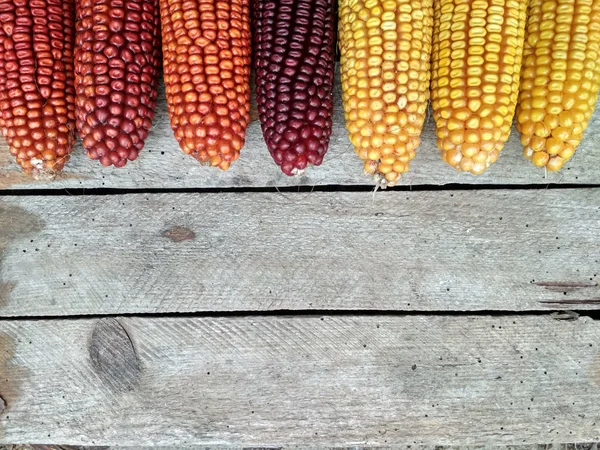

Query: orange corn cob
[[0, 0, 76, 175], [160, 0, 251, 170]]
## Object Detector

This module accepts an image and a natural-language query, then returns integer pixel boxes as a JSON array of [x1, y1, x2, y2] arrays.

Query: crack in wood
[[540, 298, 600, 306], [535, 281, 599, 292]]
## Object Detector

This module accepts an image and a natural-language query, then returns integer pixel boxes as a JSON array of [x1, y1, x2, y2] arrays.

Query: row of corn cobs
[[0, 0, 598, 184]]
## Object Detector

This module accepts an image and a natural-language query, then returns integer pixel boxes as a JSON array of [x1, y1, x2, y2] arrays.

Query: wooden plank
[[1, 72, 599, 190], [0, 190, 599, 316], [1, 446, 599, 450], [122, 446, 600, 450], [116, 446, 600, 450], [0, 315, 599, 445], [4, 445, 594, 450]]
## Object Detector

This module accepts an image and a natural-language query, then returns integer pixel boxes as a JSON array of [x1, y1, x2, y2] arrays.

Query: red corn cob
[[253, 0, 335, 176], [160, 0, 252, 170], [75, 0, 161, 167], [0, 0, 76, 174]]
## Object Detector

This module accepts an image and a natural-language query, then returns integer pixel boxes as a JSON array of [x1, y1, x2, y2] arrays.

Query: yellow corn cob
[[431, 0, 527, 174], [339, 0, 433, 187], [516, 0, 600, 171]]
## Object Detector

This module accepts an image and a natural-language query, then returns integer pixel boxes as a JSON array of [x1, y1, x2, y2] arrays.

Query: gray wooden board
[[116, 446, 600, 450], [117, 446, 600, 450], [0, 315, 599, 445], [1, 70, 599, 190], [1, 446, 600, 450], [0, 190, 599, 316]]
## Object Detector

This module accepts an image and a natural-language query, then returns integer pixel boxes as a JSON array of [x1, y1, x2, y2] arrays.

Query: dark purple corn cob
[[253, 0, 335, 176], [74, 0, 161, 168]]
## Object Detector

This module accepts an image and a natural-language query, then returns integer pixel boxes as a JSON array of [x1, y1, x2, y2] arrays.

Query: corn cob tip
[[370, 172, 394, 189], [290, 168, 306, 177], [361, 157, 407, 188], [262, 123, 330, 177], [29, 157, 61, 181], [265, 128, 327, 177]]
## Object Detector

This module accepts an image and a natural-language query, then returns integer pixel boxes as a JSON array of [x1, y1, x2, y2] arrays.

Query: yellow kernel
[[462, 143, 479, 157], [466, 116, 480, 129], [532, 151, 550, 167], [378, 162, 393, 174], [449, 130, 464, 145], [468, 99, 482, 112], [360, 123, 373, 137], [559, 112, 573, 127], [371, 123, 385, 136], [460, 157, 474, 172], [546, 155, 565, 171], [546, 137, 563, 155], [560, 143, 575, 160], [465, 130, 480, 144], [371, 98, 385, 111], [532, 97, 548, 109], [470, 161, 488, 175]]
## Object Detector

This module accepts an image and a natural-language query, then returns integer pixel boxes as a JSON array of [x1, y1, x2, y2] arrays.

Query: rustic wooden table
[[0, 73, 599, 446]]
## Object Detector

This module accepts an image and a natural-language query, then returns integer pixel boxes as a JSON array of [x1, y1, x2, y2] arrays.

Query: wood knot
[[162, 225, 196, 243], [89, 318, 141, 393]]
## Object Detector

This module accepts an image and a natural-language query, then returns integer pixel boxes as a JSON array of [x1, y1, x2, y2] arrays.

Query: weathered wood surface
[[112, 446, 600, 450], [0, 315, 599, 445], [121, 446, 600, 450], [1, 75, 599, 191], [2, 441, 600, 448], [1, 190, 599, 316]]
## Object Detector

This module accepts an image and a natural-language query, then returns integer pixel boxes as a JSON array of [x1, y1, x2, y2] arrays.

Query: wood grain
[[0, 190, 599, 316], [120, 446, 600, 450], [1, 445, 599, 450], [0, 315, 599, 446], [1, 73, 598, 190]]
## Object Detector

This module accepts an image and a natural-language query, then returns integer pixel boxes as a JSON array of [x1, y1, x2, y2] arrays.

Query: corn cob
[[516, 0, 600, 171], [0, 0, 76, 174], [339, 0, 433, 187], [160, 0, 251, 170], [74, 0, 161, 167], [254, 0, 335, 176], [431, 0, 527, 174]]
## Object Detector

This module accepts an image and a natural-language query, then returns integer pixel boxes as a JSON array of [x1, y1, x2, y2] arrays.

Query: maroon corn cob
[[0, 0, 76, 174], [253, 0, 335, 176], [74, 0, 160, 167]]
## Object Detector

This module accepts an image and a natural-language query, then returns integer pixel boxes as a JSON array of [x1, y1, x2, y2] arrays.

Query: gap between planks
[[1, 182, 600, 199]]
